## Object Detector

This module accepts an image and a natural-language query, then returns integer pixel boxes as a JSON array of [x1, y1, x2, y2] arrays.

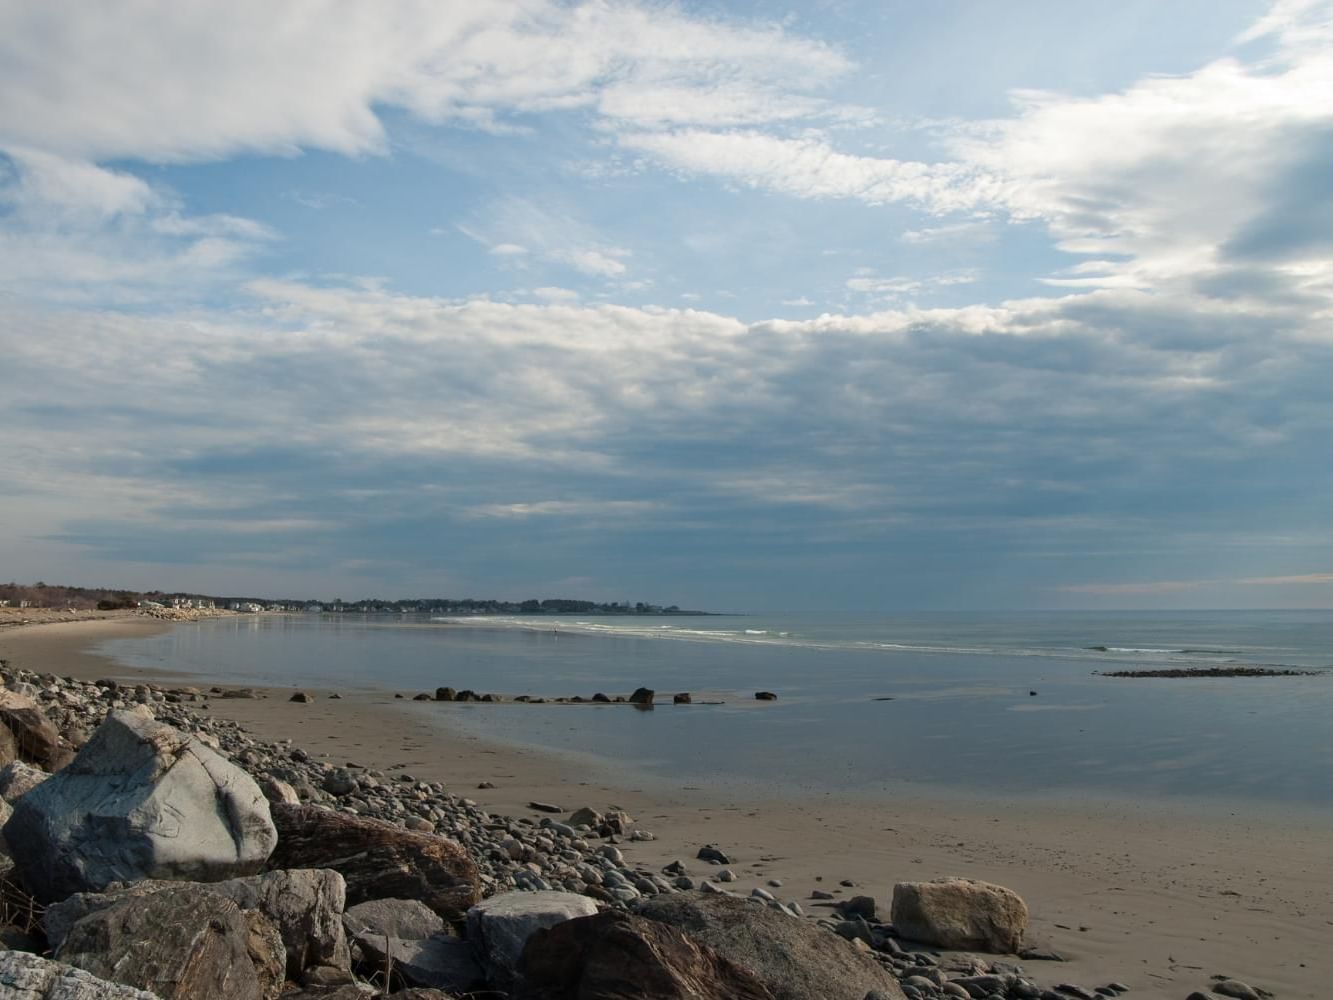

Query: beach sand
[[1, 617, 1328, 999]]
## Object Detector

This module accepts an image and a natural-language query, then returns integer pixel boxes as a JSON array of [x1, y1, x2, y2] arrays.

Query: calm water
[[97, 610, 1333, 809]]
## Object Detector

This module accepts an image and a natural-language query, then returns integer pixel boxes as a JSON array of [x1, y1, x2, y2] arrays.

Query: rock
[[0, 725, 16, 769], [0, 761, 48, 803], [528, 801, 562, 814], [0, 690, 69, 771], [891, 878, 1028, 954], [343, 898, 444, 941], [0, 950, 161, 999], [1213, 981, 1260, 1000], [516, 908, 777, 1000], [635, 892, 906, 1000], [4, 708, 277, 903], [412, 693, 432, 701], [46, 869, 351, 984], [754, 691, 777, 701], [1018, 946, 1064, 962], [628, 687, 655, 705], [260, 776, 300, 806], [353, 933, 483, 993], [434, 687, 456, 701], [267, 803, 480, 920], [838, 895, 876, 920], [569, 807, 604, 828], [696, 845, 731, 865], [289, 692, 312, 703], [466, 889, 600, 987], [673, 693, 691, 704], [55, 884, 279, 1000]]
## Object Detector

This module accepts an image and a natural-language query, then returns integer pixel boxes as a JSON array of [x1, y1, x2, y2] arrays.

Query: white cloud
[[0, 150, 272, 303], [559, 247, 630, 277], [0, 1, 849, 163], [621, 129, 996, 214], [490, 243, 529, 256]]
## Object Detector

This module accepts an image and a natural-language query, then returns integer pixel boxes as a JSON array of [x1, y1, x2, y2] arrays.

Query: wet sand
[[1, 617, 1329, 999]]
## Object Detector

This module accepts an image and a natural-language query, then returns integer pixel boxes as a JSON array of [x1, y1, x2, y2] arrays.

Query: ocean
[[96, 609, 1333, 810]]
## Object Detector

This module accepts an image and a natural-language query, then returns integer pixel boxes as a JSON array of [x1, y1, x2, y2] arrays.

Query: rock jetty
[[0, 662, 1224, 999]]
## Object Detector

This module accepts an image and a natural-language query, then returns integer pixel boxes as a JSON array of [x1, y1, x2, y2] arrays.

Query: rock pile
[[0, 663, 1181, 1000]]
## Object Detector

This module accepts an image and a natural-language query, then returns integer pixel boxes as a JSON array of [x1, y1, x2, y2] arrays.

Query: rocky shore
[[0, 663, 1277, 1000]]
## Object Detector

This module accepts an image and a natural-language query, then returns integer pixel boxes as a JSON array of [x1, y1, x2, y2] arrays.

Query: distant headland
[[0, 582, 712, 616]]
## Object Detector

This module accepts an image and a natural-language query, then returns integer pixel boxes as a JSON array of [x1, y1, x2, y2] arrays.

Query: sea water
[[97, 610, 1333, 809]]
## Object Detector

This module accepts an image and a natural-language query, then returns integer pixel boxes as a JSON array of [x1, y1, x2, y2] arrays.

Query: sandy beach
[[1, 617, 1328, 999]]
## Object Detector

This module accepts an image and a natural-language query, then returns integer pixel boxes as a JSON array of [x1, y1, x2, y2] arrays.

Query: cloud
[[620, 130, 996, 214], [0, 150, 273, 304], [0, 1, 849, 163], [559, 247, 629, 277], [459, 199, 634, 281]]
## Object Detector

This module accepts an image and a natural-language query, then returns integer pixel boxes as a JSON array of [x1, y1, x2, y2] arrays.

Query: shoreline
[[1, 618, 1328, 999]]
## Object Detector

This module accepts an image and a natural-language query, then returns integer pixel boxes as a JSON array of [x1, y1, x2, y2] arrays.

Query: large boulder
[[0, 949, 161, 999], [3, 708, 278, 903], [636, 892, 906, 1000], [46, 869, 352, 984], [267, 803, 480, 920], [0, 690, 69, 771], [890, 878, 1028, 954], [54, 884, 282, 1000], [466, 890, 600, 987], [516, 909, 776, 1000]]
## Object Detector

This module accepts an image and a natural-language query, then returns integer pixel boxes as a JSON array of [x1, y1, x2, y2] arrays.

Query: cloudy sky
[[2, 0, 1332, 611]]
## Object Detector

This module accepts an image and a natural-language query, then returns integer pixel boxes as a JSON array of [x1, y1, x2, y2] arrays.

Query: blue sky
[[2, 0, 1333, 610]]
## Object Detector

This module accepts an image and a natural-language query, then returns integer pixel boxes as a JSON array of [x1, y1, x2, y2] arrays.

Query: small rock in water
[[673, 692, 691, 704], [628, 687, 655, 705], [754, 691, 777, 701]]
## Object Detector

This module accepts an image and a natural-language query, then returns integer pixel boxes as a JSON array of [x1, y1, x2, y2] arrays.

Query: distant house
[[304, 603, 324, 613]]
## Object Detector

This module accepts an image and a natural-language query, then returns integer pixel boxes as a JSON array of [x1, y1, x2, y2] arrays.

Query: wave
[[426, 616, 1311, 668]]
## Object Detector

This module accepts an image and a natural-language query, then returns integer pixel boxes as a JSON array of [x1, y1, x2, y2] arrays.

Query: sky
[[2, 0, 1333, 612]]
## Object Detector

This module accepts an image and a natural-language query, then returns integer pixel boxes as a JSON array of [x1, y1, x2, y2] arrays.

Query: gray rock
[[466, 889, 600, 986], [343, 898, 444, 941], [0, 949, 161, 999], [628, 687, 655, 705], [0, 761, 49, 803], [891, 878, 1028, 954], [0, 689, 70, 771], [636, 892, 907, 1000], [353, 933, 483, 993], [46, 869, 351, 984], [55, 885, 279, 1000], [1213, 982, 1259, 1000], [4, 708, 277, 903]]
